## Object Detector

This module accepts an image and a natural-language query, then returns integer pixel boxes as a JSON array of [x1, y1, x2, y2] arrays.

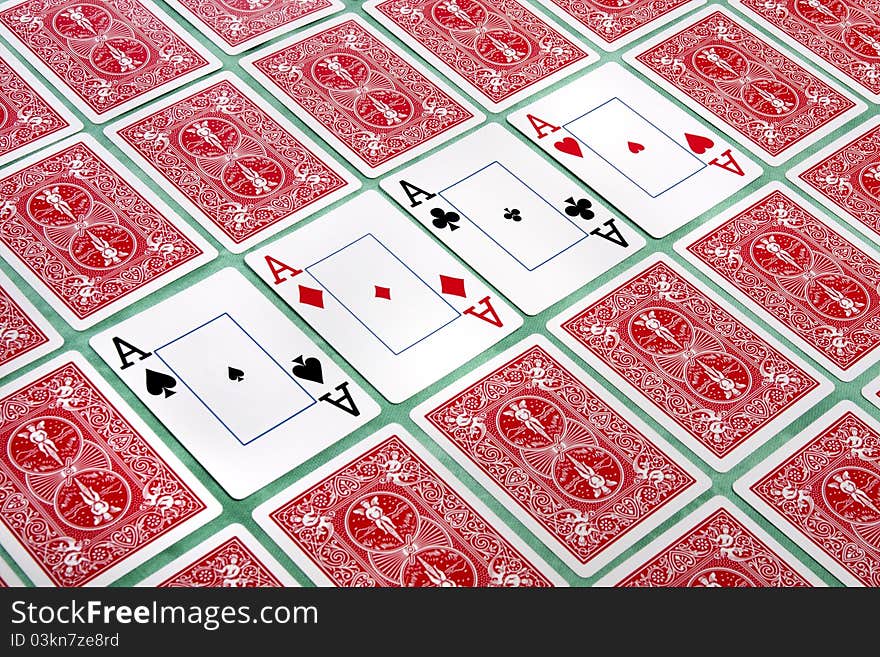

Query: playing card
[[788, 118, 880, 247], [0, 41, 82, 164], [89, 268, 380, 499], [245, 191, 522, 403], [595, 497, 824, 586], [548, 254, 833, 472], [411, 335, 709, 576], [0, 135, 217, 331], [252, 424, 566, 586], [507, 63, 761, 238], [624, 5, 865, 166], [675, 183, 880, 381], [735, 401, 880, 587], [0, 268, 63, 379], [861, 372, 880, 413], [239, 13, 484, 178], [731, 0, 880, 102], [380, 124, 646, 316], [139, 524, 298, 587], [163, 0, 344, 55], [536, 0, 705, 51], [363, 0, 596, 111], [107, 72, 360, 254], [0, 0, 221, 124], [0, 352, 221, 587]]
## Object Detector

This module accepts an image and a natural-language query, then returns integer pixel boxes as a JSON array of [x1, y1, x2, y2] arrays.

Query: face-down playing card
[[89, 268, 380, 499], [624, 5, 865, 166], [548, 254, 833, 472], [381, 124, 646, 316], [0, 0, 220, 123], [411, 335, 709, 576], [507, 63, 761, 238], [107, 72, 360, 254], [363, 0, 596, 111], [0, 134, 217, 331], [240, 13, 484, 178], [0, 352, 220, 587], [252, 424, 566, 586], [246, 191, 523, 403], [676, 183, 880, 381]]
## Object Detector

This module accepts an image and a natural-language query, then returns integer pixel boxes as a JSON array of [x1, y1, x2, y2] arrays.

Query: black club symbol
[[565, 197, 594, 220], [504, 207, 522, 221], [430, 207, 460, 231]]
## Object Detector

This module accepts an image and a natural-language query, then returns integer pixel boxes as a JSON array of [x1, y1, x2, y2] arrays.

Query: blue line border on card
[[155, 313, 317, 445], [564, 98, 706, 198], [439, 161, 589, 271], [305, 233, 461, 355]]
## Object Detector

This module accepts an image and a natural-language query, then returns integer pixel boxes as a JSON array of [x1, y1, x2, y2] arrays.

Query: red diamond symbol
[[439, 275, 466, 298], [374, 285, 391, 300], [298, 285, 324, 308]]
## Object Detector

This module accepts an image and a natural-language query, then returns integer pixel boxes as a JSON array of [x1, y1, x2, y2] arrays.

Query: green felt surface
[[0, 0, 876, 587]]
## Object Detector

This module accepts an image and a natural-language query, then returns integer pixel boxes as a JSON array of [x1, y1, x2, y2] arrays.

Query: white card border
[[0, 268, 63, 379], [674, 181, 880, 381], [0, 133, 218, 330], [535, 0, 707, 52], [239, 13, 485, 178], [733, 400, 879, 588], [594, 495, 826, 586], [252, 423, 568, 586], [728, 0, 880, 103], [138, 523, 299, 586], [163, 0, 345, 55], [621, 3, 867, 166], [0, 351, 222, 587], [547, 252, 834, 472], [786, 116, 880, 248], [0, 0, 222, 124], [861, 373, 880, 412], [410, 333, 710, 577], [363, 0, 598, 111], [0, 40, 83, 165], [105, 71, 361, 254]]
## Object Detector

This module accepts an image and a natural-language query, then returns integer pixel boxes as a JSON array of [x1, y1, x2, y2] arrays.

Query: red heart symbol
[[627, 141, 645, 154], [554, 137, 583, 158], [685, 132, 714, 154]]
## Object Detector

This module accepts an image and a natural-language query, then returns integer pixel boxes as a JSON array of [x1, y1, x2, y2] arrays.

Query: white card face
[[245, 191, 523, 403], [89, 268, 380, 499], [381, 124, 646, 315], [138, 524, 299, 587], [507, 63, 762, 238], [0, 268, 63, 379]]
